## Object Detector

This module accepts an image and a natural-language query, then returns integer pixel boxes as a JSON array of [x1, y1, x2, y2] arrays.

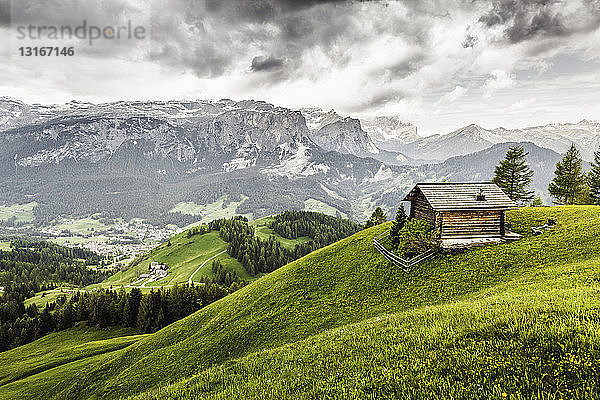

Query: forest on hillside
[[209, 212, 362, 276], [0, 240, 108, 350]]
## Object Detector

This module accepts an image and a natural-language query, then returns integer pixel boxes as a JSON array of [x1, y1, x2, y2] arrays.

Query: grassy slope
[[0, 325, 147, 390], [102, 216, 311, 289], [0, 202, 36, 224], [172, 195, 253, 226], [23, 287, 80, 309], [138, 254, 600, 399], [5, 206, 599, 400], [250, 216, 312, 250], [102, 230, 251, 287]]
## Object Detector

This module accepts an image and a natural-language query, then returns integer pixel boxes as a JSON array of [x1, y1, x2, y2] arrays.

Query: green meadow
[[101, 230, 252, 288], [23, 287, 82, 309], [0, 325, 146, 389], [250, 216, 312, 250], [303, 198, 348, 219], [0, 202, 36, 224], [170, 195, 253, 226], [2, 206, 600, 399]]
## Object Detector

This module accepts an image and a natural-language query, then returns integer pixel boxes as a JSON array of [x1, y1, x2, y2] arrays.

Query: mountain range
[[0, 97, 596, 225]]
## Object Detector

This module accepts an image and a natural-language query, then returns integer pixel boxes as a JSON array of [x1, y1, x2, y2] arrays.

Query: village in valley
[[0, 211, 182, 271]]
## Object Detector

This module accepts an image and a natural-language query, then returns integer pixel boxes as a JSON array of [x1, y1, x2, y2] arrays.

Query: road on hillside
[[188, 250, 227, 284]]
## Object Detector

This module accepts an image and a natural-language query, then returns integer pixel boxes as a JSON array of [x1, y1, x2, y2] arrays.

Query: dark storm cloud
[[250, 55, 286, 72], [0, 0, 9, 27], [146, 0, 376, 78], [479, 0, 600, 43]]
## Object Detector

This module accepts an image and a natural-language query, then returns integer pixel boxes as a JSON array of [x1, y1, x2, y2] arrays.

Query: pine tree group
[[548, 144, 588, 205], [492, 145, 534, 205], [389, 205, 407, 247], [589, 149, 600, 204], [365, 207, 387, 228]]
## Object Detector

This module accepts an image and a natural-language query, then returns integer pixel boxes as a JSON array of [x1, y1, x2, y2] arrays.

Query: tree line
[[209, 217, 293, 275], [0, 239, 106, 303], [208, 213, 363, 276], [269, 211, 362, 248], [493, 144, 600, 205], [0, 279, 238, 351]]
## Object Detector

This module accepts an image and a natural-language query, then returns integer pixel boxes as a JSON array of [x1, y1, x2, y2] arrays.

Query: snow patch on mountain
[[361, 116, 419, 145], [260, 144, 329, 178]]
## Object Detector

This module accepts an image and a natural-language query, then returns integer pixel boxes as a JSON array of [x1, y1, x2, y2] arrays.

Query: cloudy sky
[[1, 0, 599, 135]]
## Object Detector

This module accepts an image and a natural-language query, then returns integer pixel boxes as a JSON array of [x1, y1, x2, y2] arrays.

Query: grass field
[[303, 198, 347, 218], [250, 216, 312, 250], [0, 202, 36, 224], [23, 287, 82, 309], [101, 230, 253, 288], [171, 195, 252, 226], [0, 241, 11, 251], [101, 215, 316, 289], [4, 206, 600, 399], [137, 255, 600, 399], [0, 325, 147, 393]]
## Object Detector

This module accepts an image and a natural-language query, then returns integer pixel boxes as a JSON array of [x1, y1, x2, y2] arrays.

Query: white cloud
[[439, 85, 468, 103], [1, 0, 599, 135], [482, 70, 515, 98]]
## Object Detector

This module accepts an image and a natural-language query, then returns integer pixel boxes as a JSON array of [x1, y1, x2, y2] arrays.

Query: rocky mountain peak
[[310, 116, 380, 156]]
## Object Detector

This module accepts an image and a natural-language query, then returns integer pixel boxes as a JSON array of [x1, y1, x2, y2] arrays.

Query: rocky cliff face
[[0, 98, 407, 224], [299, 108, 414, 165], [0, 99, 316, 174], [299, 107, 345, 131], [311, 117, 380, 157], [361, 116, 419, 151]]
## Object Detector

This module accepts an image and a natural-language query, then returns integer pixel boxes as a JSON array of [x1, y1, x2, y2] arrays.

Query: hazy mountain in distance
[[300, 108, 416, 165], [395, 124, 502, 162], [492, 120, 600, 161], [395, 120, 600, 162], [361, 116, 420, 151]]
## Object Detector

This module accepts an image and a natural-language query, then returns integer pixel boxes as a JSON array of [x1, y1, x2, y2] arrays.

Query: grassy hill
[[250, 216, 312, 250], [99, 230, 252, 288], [2, 206, 600, 399], [98, 216, 317, 289], [0, 325, 147, 390]]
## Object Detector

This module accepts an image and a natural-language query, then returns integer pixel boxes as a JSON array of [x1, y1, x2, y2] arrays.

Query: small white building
[[149, 261, 168, 271]]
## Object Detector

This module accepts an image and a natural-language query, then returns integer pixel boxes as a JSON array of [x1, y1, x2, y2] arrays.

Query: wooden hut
[[403, 182, 516, 239]]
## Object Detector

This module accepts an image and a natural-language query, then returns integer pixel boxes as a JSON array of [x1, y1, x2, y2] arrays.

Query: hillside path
[[188, 250, 227, 284]]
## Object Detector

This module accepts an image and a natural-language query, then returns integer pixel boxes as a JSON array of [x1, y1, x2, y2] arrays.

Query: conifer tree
[[548, 144, 588, 204], [589, 148, 600, 204], [389, 204, 408, 246], [365, 207, 387, 228], [492, 145, 534, 205]]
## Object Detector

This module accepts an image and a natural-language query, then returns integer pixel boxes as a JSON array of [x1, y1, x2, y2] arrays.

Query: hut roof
[[403, 182, 517, 211]]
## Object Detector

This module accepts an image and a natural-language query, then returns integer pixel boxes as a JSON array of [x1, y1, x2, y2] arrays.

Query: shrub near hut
[[387, 205, 441, 258], [393, 218, 441, 258]]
